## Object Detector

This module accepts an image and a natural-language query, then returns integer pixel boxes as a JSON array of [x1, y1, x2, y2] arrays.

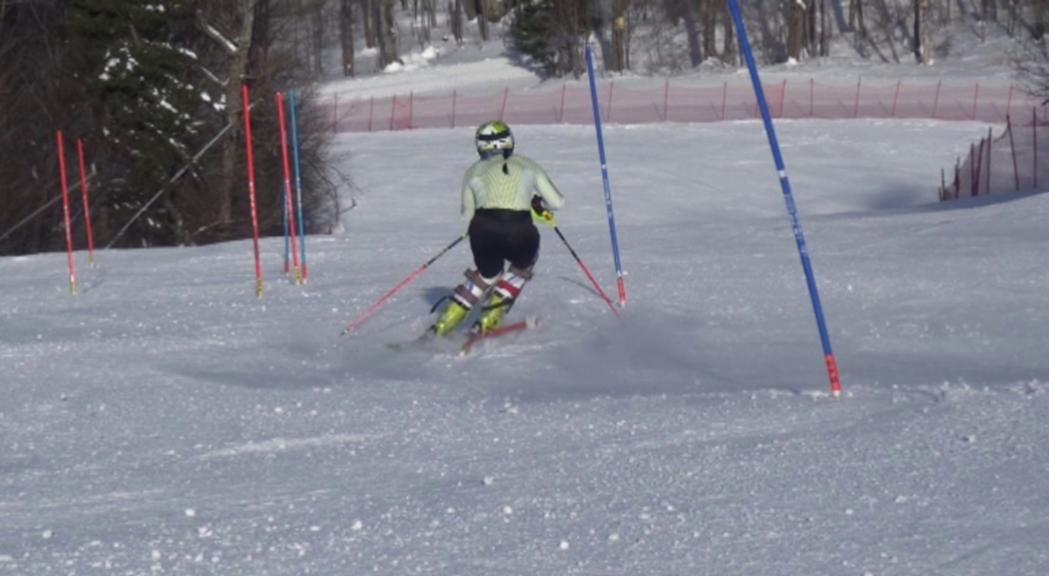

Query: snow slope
[[3, 117, 1049, 575], [3, 14, 1049, 575]]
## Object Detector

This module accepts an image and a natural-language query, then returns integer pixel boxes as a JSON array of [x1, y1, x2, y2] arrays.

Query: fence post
[[932, 79, 942, 119], [779, 79, 787, 118], [389, 94, 397, 131], [1007, 115, 1020, 191], [986, 127, 992, 193], [954, 158, 960, 199], [891, 80, 901, 118], [559, 83, 567, 123], [809, 78, 814, 118], [970, 142, 976, 196], [451, 89, 457, 128], [408, 91, 414, 130], [606, 80, 615, 123], [853, 76, 862, 118], [721, 81, 728, 121], [368, 96, 374, 132], [498, 86, 509, 121], [971, 83, 980, 121], [663, 78, 670, 122]]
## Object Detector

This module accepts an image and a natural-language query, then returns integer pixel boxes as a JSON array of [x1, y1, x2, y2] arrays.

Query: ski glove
[[530, 195, 554, 225]]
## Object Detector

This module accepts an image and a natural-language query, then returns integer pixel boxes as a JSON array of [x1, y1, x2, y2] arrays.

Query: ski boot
[[471, 266, 532, 334], [431, 301, 469, 336], [429, 269, 494, 336]]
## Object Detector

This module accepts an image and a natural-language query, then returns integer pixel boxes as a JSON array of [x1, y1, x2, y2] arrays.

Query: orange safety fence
[[940, 108, 1049, 201], [320, 78, 1047, 133]]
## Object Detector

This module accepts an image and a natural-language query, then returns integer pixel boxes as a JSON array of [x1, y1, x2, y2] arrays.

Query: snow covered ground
[[4, 14, 1049, 576], [3, 117, 1049, 575]]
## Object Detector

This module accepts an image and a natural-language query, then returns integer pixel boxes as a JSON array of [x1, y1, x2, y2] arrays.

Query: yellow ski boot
[[431, 301, 469, 336], [474, 293, 513, 335]]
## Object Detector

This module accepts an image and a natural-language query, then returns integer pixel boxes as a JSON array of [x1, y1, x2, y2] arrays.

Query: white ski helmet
[[475, 120, 514, 159]]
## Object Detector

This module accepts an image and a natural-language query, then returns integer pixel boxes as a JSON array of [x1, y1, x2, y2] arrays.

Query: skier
[[429, 120, 565, 336]]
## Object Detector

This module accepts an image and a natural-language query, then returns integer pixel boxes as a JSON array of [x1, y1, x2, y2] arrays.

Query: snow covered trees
[[0, 0, 334, 254]]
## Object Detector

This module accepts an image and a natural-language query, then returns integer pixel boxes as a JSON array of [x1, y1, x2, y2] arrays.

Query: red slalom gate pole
[[341, 234, 467, 335], [242, 84, 264, 298], [75, 138, 96, 266], [277, 91, 301, 284], [55, 131, 78, 295]]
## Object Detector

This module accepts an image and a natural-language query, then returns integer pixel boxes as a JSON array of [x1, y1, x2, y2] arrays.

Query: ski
[[386, 317, 537, 354], [459, 317, 535, 355]]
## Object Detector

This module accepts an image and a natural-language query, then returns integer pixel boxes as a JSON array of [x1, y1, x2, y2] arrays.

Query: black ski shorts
[[468, 208, 540, 279]]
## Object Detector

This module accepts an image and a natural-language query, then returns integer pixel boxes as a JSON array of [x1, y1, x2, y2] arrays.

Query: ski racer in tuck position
[[429, 120, 565, 337]]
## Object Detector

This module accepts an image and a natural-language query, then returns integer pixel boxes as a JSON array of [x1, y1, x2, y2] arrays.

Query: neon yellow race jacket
[[460, 154, 565, 220]]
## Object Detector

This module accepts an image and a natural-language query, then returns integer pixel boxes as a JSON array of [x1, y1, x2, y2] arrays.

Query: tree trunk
[[255, 0, 271, 65], [682, 0, 703, 67], [311, 1, 325, 75], [702, 0, 717, 61], [853, 0, 867, 51], [477, 0, 490, 42], [375, 0, 399, 68], [362, 0, 377, 47], [340, 0, 356, 76], [450, 0, 463, 44], [722, 0, 735, 64], [787, 0, 805, 61], [913, 0, 922, 63], [220, 0, 259, 227], [807, 0, 817, 57], [611, 0, 628, 72], [1035, 0, 1046, 40], [819, 0, 829, 56]]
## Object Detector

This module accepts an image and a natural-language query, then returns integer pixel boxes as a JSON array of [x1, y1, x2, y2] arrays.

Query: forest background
[[1, 0, 1047, 256]]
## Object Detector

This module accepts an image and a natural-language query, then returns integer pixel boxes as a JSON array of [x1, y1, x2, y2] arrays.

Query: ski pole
[[341, 234, 467, 335], [535, 209, 620, 318]]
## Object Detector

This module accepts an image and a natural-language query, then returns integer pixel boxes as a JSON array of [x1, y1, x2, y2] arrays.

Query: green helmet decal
[[475, 120, 514, 159]]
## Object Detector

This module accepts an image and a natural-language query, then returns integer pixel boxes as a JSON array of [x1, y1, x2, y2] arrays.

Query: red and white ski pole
[[341, 234, 466, 335], [535, 210, 620, 318]]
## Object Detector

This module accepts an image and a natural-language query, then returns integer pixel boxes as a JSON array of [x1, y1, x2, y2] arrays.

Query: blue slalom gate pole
[[726, 0, 841, 396], [289, 91, 309, 281], [584, 44, 627, 307]]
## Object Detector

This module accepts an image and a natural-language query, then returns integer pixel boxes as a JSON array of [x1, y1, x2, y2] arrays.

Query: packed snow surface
[[2, 118, 1049, 575]]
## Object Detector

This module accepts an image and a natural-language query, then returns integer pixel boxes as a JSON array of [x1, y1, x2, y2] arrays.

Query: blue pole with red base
[[584, 44, 627, 307], [726, 0, 842, 396]]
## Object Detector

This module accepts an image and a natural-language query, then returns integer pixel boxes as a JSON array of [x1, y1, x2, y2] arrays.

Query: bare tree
[[374, 0, 399, 68], [786, 0, 806, 61], [197, 0, 260, 227], [310, 0, 326, 74], [362, 0, 377, 47], [611, 0, 630, 71], [449, 0, 464, 44], [477, 0, 491, 42], [340, 0, 356, 76], [913, 0, 925, 62]]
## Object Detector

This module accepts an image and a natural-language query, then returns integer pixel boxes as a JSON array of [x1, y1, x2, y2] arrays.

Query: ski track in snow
[[2, 120, 1049, 574]]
